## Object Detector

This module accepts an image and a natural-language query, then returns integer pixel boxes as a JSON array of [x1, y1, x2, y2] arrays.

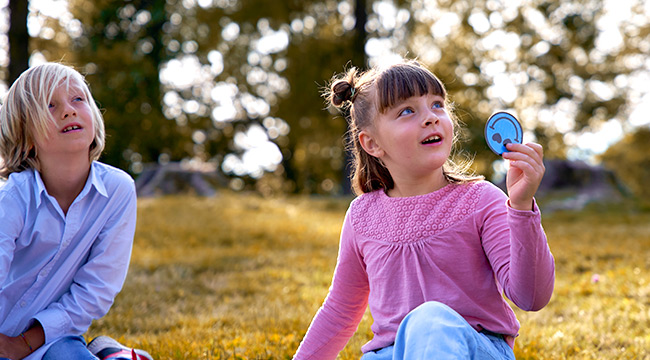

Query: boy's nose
[[61, 104, 76, 119]]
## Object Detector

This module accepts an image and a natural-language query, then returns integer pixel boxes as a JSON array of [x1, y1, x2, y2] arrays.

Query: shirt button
[[20, 301, 27, 307]]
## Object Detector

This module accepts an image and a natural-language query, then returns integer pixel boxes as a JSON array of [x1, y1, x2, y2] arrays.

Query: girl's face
[[33, 79, 95, 161], [360, 93, 454, 186]]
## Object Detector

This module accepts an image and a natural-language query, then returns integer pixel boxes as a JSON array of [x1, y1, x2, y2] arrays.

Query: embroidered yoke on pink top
[[293, 181, 555, 360]]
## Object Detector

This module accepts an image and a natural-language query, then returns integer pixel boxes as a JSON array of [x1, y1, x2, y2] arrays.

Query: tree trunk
[[353, 0, 368, 69], [8, 0, 30, 85], [341, 0, 368, 194]]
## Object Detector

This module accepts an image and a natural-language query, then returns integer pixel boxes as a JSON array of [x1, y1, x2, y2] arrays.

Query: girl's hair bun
[[331, 80, 355, 107], [329, 67, 359, 107]]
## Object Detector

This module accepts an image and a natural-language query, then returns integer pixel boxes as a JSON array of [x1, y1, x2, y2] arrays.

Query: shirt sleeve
[[293, 207, 370, 360], [0, 190, 24, 288], [34, 179, 137, 341], [477, 183, 555, 311]]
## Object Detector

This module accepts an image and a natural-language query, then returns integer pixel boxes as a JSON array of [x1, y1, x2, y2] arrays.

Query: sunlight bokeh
[[1, 0, 649, 179]]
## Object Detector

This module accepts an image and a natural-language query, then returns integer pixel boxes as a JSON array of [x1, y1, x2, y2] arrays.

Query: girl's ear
[[359, 130, 384, 158]]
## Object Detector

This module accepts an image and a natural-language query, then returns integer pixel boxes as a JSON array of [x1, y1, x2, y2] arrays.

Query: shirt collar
[[33, 169, 47, 208], [33, 162, 108, 208]]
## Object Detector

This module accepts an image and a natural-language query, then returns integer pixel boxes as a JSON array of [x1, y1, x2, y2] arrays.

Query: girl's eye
[[432, 101, 444, 109], [398, 108, 414, 116], [73, 96, 84, 102], [48, 103, 54, 109]]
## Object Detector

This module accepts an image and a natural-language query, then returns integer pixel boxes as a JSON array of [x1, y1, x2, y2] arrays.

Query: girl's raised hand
[[502, 142, 545, 211]]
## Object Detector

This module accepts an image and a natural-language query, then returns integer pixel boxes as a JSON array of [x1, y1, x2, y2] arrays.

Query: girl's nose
[[422, 110, 440, 127]]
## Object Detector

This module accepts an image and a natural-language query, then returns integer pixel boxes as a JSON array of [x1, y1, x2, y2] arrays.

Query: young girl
[[293, 60, 555, 359], [0, 63, 151, 360]]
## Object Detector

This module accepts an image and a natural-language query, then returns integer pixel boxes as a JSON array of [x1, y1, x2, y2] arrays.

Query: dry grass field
[[87, 192, 650, 359]]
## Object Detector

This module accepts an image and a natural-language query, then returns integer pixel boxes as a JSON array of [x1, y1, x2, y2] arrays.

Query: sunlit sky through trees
[[0, 0, 649, 181]]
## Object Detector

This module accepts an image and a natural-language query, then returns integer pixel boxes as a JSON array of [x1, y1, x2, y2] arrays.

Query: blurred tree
[[58, 0, 191, 173], [164, 0, 649, 192], [403, 0, 649, 177], [30, 0, 368, 193], [157, 0, 372, 194], [601, 127, 650, 199], [7, 0, 29, 84], [20, 0, 649, 195]]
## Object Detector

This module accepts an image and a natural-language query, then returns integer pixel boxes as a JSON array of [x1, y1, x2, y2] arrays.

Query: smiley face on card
[[485, 112, 523, 156]]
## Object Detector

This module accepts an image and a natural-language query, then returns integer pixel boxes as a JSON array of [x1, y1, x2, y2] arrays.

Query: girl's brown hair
[[326, 60, 482, 195]]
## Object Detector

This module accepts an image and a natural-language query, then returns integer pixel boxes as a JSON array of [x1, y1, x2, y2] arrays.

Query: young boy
[[0, 63, 151, 360]]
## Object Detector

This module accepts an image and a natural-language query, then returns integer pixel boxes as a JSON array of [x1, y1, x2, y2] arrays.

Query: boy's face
[[33, 79, 95, 161]]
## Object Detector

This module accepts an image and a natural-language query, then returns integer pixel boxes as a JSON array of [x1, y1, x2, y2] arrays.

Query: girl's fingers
[[505, 143, 545, 181], [529, 142, 544, 158], [504, 142, 543, 164], [505, 142, 546, 210], [503, 151, 540, 170], [509, 159, 542, 179]]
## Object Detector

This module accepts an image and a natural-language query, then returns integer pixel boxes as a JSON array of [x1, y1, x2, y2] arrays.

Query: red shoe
[[87, 336, 153, 360]]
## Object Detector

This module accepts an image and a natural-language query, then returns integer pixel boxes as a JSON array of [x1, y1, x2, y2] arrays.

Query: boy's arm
[[0, 322, 45, 360], [0, 190, 23, 286], [1, 186, 41, 359], [33, 181, 137, 342], [0, 189, 43, 359]]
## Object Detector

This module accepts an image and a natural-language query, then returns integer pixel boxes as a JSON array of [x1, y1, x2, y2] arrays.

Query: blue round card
[[485, 112, 523, 155]]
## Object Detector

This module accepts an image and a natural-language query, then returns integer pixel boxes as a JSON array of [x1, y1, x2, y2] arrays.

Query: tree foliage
[[162, 0, 364, 194], [10, 0, 650, 194], [61, 0, 190, 173], [601, 126, 650, 199], [402, 0, 649, 176]]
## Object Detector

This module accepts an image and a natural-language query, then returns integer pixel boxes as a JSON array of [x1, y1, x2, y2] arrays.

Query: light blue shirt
[[0, 161, 137, 359]]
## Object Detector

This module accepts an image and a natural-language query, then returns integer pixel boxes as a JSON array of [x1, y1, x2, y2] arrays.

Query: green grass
[[87, 192, 650, 359]]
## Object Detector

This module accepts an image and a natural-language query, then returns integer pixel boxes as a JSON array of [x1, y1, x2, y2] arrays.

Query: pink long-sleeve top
[[293, 180, 555, 359]]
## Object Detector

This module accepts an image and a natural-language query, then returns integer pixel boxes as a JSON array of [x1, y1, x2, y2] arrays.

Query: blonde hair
[[326, 60, 482, 195], [0, 62, 105, 178]]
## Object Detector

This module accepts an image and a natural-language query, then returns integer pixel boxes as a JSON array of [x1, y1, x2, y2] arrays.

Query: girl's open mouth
[[421, 135, 442, 144]]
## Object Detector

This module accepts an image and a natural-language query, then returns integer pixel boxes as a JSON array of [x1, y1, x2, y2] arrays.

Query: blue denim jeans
[[42, 336, 98, 360], [361, 301, 516, 360]]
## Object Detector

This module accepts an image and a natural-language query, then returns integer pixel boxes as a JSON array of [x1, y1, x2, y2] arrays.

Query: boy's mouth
[[62, 125, 82, 133], [421, 135, 442, 144]]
